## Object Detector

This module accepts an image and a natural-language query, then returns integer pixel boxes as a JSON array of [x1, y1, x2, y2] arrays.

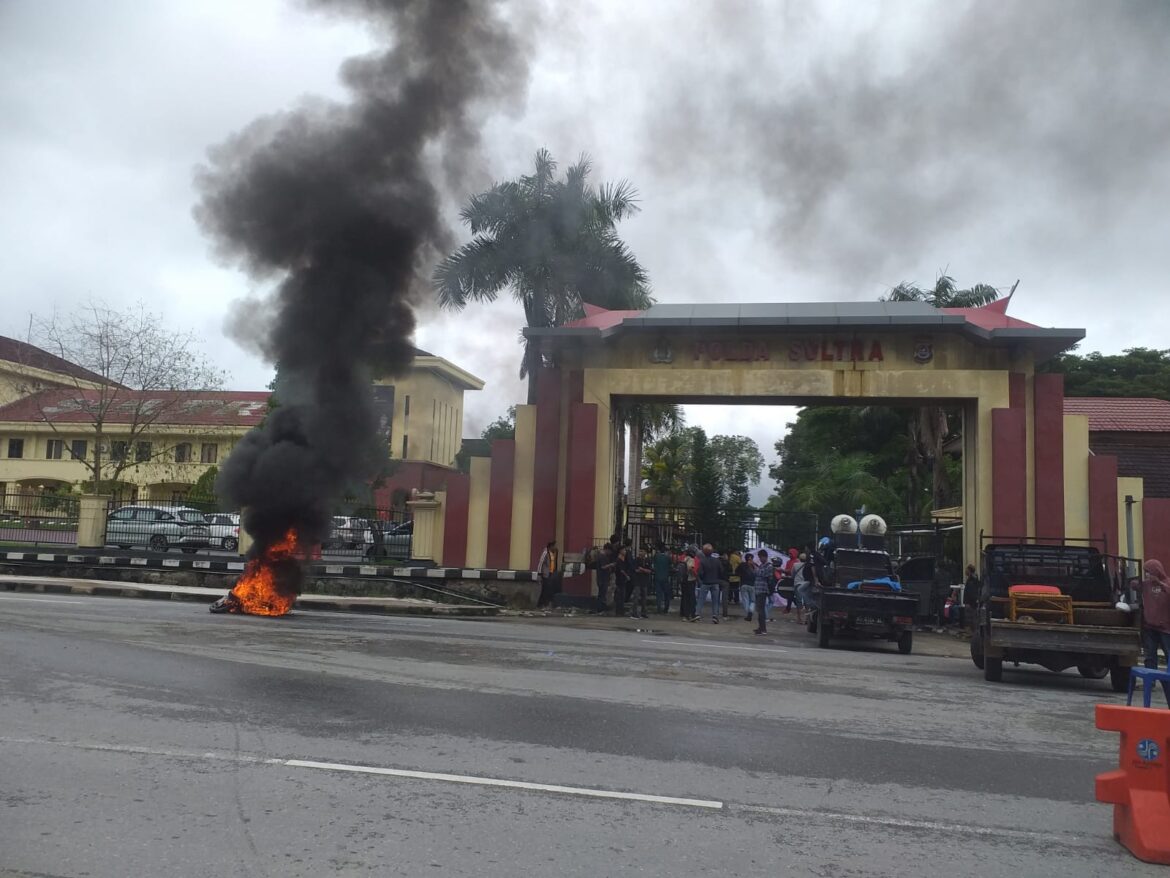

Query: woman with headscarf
[[1138, 560, 1170, 696]]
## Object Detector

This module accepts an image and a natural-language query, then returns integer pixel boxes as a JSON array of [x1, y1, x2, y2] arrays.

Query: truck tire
[[806, 612, 818, 634], [1110, 666, 1130, 693], [1077, 664, 1108, 679], [984, 657, 1003, 682], [897, 630, 913, 655], [970, 632, 985, 670], [818, 619, 832, 649]]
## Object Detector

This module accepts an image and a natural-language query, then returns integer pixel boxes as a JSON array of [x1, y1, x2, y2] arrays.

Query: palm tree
[[884, 274, 1016, 514], [625, 403, 684, 506], [641, 432, 691, 506], [433, 149, 653, 402]]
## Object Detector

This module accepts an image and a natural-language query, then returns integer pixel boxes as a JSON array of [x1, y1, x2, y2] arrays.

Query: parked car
[[106, 504, 212, 553], [365, 519, 412, 560], [327, 516, 373, 550], [205, 512, 241, 552]]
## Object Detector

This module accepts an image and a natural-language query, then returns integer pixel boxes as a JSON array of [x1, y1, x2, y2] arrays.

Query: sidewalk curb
[[1, 579, 499, 617]]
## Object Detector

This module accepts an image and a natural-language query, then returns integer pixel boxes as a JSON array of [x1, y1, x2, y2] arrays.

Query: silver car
[[106, 504, 212, 553], [206, 512, 241, 552]]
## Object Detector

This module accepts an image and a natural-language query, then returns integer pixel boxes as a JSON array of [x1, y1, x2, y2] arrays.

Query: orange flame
[[229, 528, 300, 616]]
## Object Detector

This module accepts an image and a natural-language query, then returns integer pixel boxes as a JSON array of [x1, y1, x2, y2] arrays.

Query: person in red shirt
[[1138, 559, 1170, 693]]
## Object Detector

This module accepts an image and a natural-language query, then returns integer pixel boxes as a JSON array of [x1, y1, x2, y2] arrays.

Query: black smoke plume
[[194, 0, 529, 598]]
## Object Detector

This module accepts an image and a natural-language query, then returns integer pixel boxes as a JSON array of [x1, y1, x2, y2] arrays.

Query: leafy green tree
[[434, 150, 652, 402], [1040, 347, 1170, 400], [641, 431, 692, 505], [624, 403, 684, 504], [480, 406, 517, 441], [709, 435, 764, 509], [190, 465, 219, 502], [689, 428, 727, 546], [768, 407, 921, 523]]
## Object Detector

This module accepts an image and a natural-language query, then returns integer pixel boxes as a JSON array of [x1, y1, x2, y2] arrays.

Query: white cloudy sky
[[2, 0, 1168, 505]]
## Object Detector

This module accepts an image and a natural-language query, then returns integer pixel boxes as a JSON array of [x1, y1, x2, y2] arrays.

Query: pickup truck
[[810, 548, 920, 654], [970, 540, 1139, 690]]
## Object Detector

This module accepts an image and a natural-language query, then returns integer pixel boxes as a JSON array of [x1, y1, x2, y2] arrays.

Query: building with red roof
[[0, 336, 483, 506], [1064, 397, 1170, 499]]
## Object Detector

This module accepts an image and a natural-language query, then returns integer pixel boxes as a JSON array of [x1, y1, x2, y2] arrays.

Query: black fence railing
[[0, 491, 80, 547], [623, 504, 818, 553], [101, 496, 413, 560]]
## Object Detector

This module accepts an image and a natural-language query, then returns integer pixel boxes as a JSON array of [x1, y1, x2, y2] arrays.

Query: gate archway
[[433, 299, 1151, 596]]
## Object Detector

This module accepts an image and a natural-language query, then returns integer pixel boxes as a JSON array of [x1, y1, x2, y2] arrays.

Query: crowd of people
[[574, 535, 831, 635]]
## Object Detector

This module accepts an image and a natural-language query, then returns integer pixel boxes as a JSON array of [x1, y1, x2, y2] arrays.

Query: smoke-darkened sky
[[2, 0, 1168, 504]]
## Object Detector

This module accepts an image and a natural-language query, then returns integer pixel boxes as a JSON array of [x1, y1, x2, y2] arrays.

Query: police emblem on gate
[[1137, 738, 1160, 762], [649, 337, 673, 364], [913, 339, 934, 364]]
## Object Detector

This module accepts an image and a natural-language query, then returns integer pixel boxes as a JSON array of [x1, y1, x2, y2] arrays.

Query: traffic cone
[[1095, 704, 1170, 865]]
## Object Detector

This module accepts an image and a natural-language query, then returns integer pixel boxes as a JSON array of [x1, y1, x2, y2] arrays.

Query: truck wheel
[[817, 619, 832, 649], [970, 632, 985, 670], [1076, 665, 1108, 679], [1109, 666, 1130, 693], [984, 657, 1003, 682], [806, 612, 818, 634], [897, 630, 913, 655]]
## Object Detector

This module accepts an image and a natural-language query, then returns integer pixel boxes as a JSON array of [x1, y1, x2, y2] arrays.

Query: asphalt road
[[0, 593, 1156, 877]]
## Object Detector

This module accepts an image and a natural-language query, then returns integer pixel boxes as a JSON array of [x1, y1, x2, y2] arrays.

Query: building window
[[110, 441, 128, 462], [401, 434, 409, 459], [201, 443, 218, 464], [174, 443, 192, 463], [46, 439, 64, 460], [70, 440, 87, 462], [7, 438, 24, 459], [135, 442, 152, 463]]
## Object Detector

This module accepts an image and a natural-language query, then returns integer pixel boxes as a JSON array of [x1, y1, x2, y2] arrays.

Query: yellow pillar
[[76, 495, 111, 550], [1063, 414, 1090, 541], [465, 456, 491, 568], [509, 405, 536, 570], [407, 492, 442, 564]]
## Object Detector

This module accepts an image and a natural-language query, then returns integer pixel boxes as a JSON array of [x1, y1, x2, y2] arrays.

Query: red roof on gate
[[564, 303, 645, 330], [0, 388, 271, 427], [1063, 397, 1170, 433]]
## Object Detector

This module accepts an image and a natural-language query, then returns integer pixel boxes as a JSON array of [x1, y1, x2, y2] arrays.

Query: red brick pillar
[[442, 472, 470, 568], [1033, 373, 1066, 542], [485, 439, 515, 570], [530, 368, 562, 568], [992, 407, 1028, 538], [1089, 455, 1120, 554], [562, 402, 598, 597]]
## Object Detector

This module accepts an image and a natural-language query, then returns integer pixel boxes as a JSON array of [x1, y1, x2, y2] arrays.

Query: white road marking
[[0, 736, 722, 810], [284, 759, 724, 809], [0, 595, 87, 604], [643, 639, 786, 653]]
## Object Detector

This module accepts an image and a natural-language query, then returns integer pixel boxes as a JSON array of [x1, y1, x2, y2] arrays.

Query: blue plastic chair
[[1127, 667, 1170, 708]]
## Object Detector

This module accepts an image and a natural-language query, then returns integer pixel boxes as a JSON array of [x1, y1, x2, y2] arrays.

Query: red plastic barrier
[[1095, 704, 1170, 865]]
